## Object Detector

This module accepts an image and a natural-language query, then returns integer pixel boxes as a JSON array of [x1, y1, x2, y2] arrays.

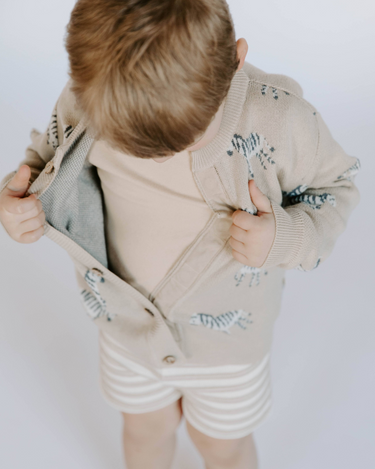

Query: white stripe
[[198, 396, 271, 421], [191, 375, 271, 411], [183, 394, 272, 431], [153, 354, 270, 388], [157, 362, 252, 376], [100, 384, 178, 405], [197, 367, 269, 398], [196, 389, 272, 423], [100, 354, 152, 384], [100, 373, 166, 394]]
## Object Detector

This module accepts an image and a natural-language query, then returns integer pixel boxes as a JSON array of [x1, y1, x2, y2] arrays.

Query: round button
[[44, 161, 55, 174], [91, 267, 104, 277], [162, 355, 176, 364]]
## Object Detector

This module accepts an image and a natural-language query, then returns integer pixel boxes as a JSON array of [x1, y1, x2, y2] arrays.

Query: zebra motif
[[285, 184, 309, 197], [234, 265, 268, 287], [227, 133, 276, 179], [282, 184, 336, 210], [260, 84, 290, 98], [334, 158, 361, 182], [295, 257, 322, 272], [64, 125, 74, 140], [261, 85, 268, 95], [281, 184, 308, 207], [79, 269, 116, 321], [237, 206, 257, 216], [46, 111, 59, 150], [189, 309, 253, 334]]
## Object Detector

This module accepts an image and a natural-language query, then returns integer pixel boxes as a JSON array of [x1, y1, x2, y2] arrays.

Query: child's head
[[65, 0, 241, 159]]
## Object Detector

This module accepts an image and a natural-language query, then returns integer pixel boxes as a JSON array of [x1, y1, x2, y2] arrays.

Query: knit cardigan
[[0, 61, 361, 369]]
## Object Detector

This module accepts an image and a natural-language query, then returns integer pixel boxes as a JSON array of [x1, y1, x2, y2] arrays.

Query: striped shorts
[[98, 330, 273, 440]]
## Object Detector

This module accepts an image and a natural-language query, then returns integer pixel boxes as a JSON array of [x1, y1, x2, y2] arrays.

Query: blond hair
[[65, 0, 239, 158]]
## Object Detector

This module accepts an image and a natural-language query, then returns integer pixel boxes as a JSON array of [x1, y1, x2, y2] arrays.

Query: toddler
[[0, 1, 361, 468]]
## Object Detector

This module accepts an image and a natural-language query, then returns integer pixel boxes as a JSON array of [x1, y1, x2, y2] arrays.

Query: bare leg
[[121, 398, 183, 469], [185, 418, 259, 469]]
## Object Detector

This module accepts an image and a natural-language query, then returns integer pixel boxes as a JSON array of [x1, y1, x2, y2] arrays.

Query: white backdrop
[[0, 1, 374, 468]]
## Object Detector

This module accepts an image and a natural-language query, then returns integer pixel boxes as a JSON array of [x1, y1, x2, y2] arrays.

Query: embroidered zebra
[[282, 184, 336, 210], [227, 133, 276, 179], [237, 206, 257, 216], [334, 158, 361, 182], [295, 256, 322, 272], [189, 309, 252, 335], [288, 192, 336, 210], [281, 184, 308, 207], [234, 265, 268, 287], [260, 84, 289, 98], [46, 111, 59, 150], [286, 184, 309, 197], [79, 269, 116, 321], [64, 125, 74, 140], [261, 85, 268, 95]]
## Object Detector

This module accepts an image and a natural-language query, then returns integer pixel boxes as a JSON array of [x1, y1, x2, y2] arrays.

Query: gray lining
[[39, 131, 108, 267]]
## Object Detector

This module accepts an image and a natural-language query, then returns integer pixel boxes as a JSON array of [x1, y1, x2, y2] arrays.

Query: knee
[[194, 437, 245, 465], [122, 397, 183, 444], [186, 419, 254, 466]]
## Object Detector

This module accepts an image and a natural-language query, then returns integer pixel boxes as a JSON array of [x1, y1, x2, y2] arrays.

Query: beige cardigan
[[0, 61, 361, 370]]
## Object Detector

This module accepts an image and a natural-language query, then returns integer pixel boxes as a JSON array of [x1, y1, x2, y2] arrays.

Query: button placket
[[162, 355, 176, 364], [44, 160, 55, 174], [91, 267, 104, 277], [194, 166, 233, 217]]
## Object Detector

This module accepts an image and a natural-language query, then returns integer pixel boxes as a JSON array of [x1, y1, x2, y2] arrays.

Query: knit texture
[[0, 62, 361, 370]]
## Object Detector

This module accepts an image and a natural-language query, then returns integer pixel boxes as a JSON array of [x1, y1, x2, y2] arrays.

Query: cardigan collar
[[190, 68, 249, 172]]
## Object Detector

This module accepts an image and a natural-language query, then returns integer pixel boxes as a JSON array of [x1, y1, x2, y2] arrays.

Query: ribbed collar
[[190, 68, 249, 172]]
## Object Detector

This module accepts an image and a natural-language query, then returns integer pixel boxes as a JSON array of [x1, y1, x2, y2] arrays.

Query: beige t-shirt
[[87, 140, 213, 299], [88, 141, 259, 375]]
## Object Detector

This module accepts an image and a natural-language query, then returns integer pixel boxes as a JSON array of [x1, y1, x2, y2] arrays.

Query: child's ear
[[236, 38, 248, 71]]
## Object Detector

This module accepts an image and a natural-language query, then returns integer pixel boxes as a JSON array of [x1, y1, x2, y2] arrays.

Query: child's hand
[[0, 165, 45, 243], [229, 179, 275, 268]]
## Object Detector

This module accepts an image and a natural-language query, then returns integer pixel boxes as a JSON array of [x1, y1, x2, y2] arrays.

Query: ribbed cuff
[[259, 200, 306, 269]]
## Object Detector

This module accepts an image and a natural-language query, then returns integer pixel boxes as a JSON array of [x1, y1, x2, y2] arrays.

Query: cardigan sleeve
[[0, 81, 74, 198], [259, 110, 361, 271], [0, 102, 60, 198]]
